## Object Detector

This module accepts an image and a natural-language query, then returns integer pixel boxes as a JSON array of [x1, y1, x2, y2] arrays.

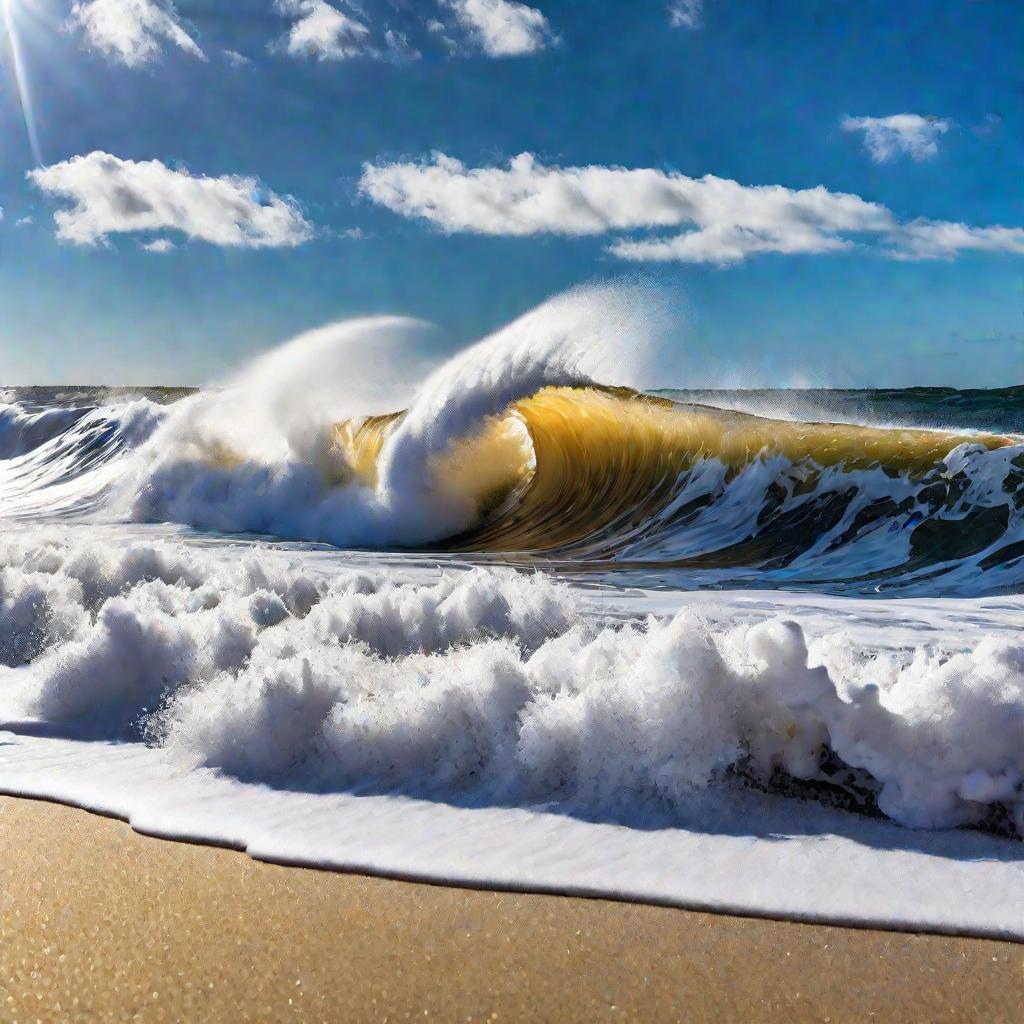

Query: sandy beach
[[0, 795, 1019, 1023]]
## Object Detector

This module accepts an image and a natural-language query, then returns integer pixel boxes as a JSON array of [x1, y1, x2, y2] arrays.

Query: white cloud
[[886, 220, 1024, 261], [360, 152, 891, 264], [274, 0, 375, 61], [609, 225, 852, 263], [271, 1, 550, 63], [15, 215, 34, 227], [69, 0, 205, 68], [140, 238, 177, 253], [439, 0, 557, 57], [28, 152, 314, 250], [842, 114, 952, 163], [383, 29, 422, 63], [668, 0, 702, 29], [360, 151, 1024, 265], [426, 16, 460, 55], [222, 49, 252, 68]]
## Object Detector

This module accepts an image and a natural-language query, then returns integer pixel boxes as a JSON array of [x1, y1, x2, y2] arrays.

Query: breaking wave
[[2, 285, 1023, 596]]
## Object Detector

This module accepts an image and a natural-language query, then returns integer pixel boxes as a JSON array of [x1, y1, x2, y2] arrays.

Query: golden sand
[[0, 796, 1019, 1023]]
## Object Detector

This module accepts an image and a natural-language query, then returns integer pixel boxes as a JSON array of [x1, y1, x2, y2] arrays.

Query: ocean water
[[1, 289, 1022, 938]]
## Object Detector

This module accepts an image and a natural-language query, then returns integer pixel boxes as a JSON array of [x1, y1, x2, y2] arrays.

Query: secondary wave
[[0, 397, 166, 518]]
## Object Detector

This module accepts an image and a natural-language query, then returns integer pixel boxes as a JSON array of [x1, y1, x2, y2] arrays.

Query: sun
[[1, 0, 44, 164]]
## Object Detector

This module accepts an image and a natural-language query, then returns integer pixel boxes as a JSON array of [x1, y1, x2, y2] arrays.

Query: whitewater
[[1, 286, 1021, 939]]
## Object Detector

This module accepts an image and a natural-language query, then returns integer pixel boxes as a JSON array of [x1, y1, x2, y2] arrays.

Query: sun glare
[[1, 0, 43, 164]]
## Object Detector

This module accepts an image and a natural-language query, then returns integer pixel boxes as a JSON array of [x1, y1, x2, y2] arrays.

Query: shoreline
[[2, 784, 1021, 946], [1, 795, 1020, 1023]]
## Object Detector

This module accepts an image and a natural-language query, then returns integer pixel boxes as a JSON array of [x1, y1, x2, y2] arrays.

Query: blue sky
[[1, 0, 1022, 387]]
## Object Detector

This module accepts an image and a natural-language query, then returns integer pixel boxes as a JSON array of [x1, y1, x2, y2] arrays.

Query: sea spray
[[125, 283, 675, 546]]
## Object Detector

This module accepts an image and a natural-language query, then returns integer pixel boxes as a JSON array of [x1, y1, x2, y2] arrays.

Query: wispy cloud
[[140, 238, 177, 253], [438, 0, 557, 57], [885, 220, 1024, 261], [383, 29, 422, 63], [29, 152, 314, 250], [426, 17, 459, 54], [842, 114, 952, 163], [69, 0, 205, 68], [360, 152, 1024, 265], [273, 0, 375, 61], [222, 49, 252, 68], [972, 113, 1003, 138], [668, 0, 702, 30]]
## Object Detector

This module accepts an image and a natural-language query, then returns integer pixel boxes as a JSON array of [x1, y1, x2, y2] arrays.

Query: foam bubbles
[[2, 531, 1020, 833]]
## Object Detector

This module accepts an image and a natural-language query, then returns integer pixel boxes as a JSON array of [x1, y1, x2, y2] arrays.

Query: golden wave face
[[331, 386, 1019, 557]]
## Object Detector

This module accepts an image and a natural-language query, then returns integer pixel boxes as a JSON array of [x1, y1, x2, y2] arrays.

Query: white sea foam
[[3, 732, 1020, 939], [1, 531, 1020, 834]]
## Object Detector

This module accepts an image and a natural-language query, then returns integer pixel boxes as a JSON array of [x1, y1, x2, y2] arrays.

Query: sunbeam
[[1, 0, 42, 165]]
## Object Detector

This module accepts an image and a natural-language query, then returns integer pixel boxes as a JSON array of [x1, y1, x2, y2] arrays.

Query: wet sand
[[0, 795, 1019, 1023]]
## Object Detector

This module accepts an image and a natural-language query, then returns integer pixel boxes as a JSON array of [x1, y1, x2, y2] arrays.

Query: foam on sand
[[0, 528, 1021, 938]]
